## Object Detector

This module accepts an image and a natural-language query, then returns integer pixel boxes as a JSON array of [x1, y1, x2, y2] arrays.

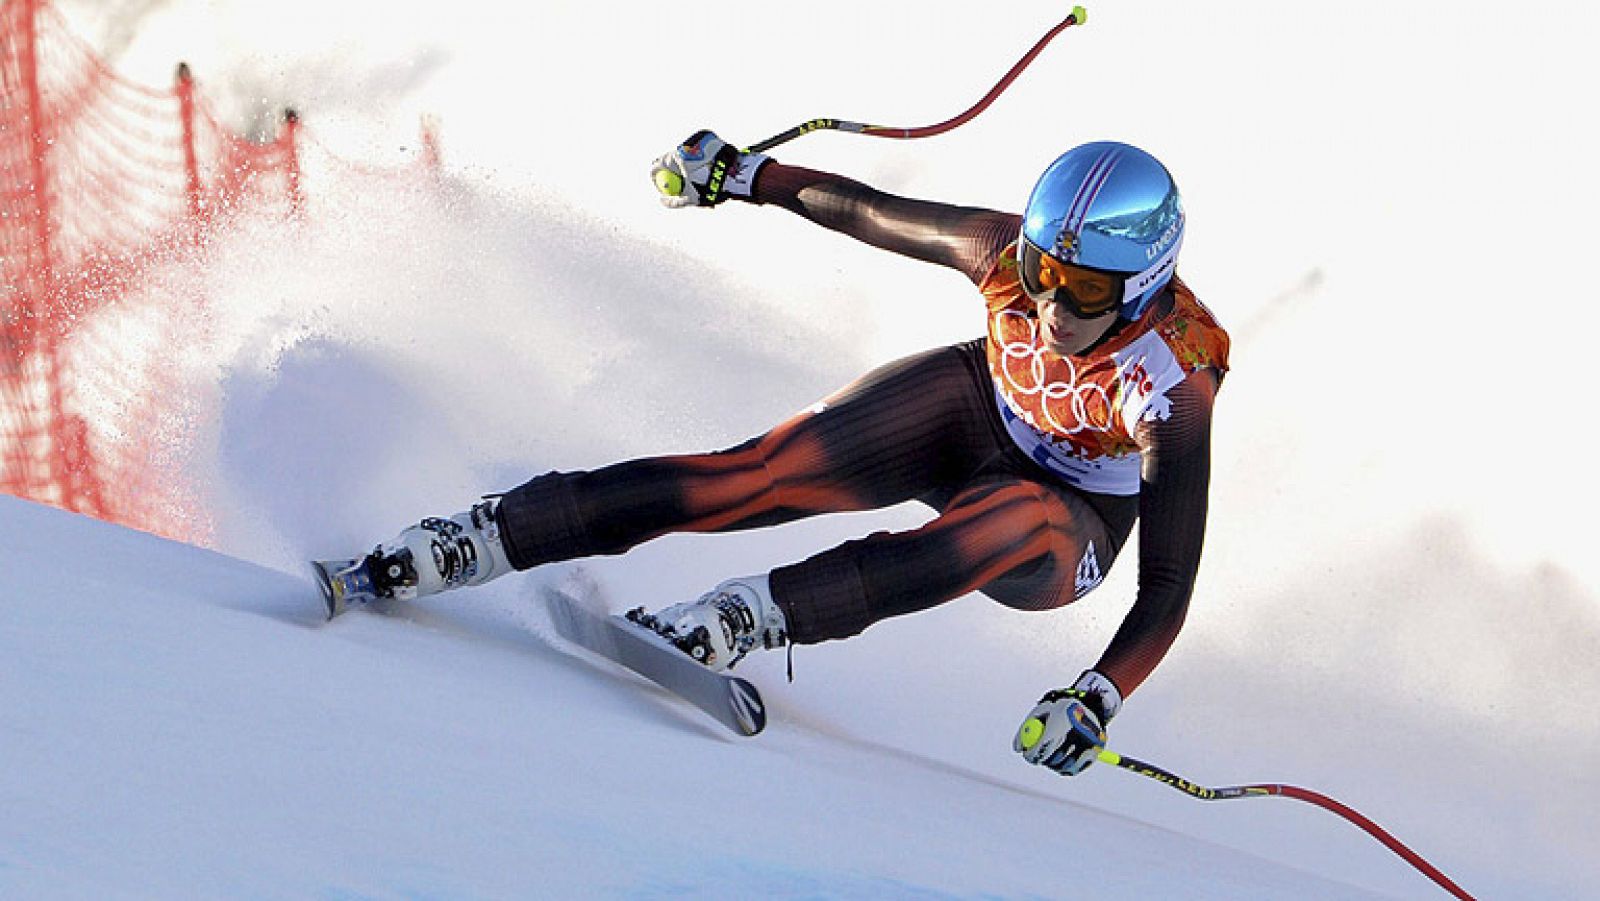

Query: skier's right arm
[[652, 130, 1016, 285]]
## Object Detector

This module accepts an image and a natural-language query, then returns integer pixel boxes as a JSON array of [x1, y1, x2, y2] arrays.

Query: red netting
[[1, 0, 440, 541]]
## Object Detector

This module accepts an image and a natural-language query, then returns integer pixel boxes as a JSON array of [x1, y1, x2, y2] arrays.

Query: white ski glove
[[650, 130, 770, 208], [1014, 670, 1123, 776]]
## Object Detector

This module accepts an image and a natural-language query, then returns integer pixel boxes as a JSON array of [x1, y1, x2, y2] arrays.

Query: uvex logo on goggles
[[1019, 239, 1123, 319]]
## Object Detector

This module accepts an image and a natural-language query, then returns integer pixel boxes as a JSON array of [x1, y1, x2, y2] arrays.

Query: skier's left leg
[[775, 473, 1128, 660], [648, 471, 1132, 670]]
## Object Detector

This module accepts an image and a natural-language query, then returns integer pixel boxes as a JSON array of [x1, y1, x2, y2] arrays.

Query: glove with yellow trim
[[650, 130, 770, 208], [1014, 670, 1122, 776]]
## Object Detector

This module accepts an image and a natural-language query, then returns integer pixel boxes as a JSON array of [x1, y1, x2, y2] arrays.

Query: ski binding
[[543, 582, 766, 737]]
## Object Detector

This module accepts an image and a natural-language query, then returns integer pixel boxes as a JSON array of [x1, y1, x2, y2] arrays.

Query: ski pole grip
[[1018, 717, 1045, 750], [654, 168, 686, 197]]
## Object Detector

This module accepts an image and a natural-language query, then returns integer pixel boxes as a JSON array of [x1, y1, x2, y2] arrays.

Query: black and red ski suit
[[496, 163, 1228, 699]]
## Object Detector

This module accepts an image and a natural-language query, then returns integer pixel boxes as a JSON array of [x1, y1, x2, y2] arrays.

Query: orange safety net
[[1, 0, 438, 541]]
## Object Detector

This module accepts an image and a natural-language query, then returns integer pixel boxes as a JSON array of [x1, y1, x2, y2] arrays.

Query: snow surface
[[4, 494, 1377, 899], [10, 0, 1600, 897]]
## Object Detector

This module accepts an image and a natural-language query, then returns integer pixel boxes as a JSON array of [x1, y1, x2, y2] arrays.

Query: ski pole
[[1092, 745, 1477, 900], [655, 6, 1089, 200], [744, 5, 1089, 154]]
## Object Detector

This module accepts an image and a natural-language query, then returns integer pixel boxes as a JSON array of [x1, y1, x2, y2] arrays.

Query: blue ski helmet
[[1021, 141, 1184, 320]]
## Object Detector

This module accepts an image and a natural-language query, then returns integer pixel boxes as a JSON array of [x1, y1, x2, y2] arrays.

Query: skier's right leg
[[495, 341, 1002, 571], [344, 340, 996, 608], [362, 498, 514, 600]]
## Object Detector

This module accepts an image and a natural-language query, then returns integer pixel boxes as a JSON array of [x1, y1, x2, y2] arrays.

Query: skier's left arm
[[1016, 368, 1219, 776], [1098, 367, 1220, 696]]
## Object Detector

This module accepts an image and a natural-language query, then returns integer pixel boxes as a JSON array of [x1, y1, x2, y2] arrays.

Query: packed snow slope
[[5, 493, 1372, 899], [17, 0, 1600, 898]]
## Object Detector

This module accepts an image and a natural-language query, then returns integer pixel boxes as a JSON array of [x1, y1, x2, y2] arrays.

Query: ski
[[311, 557, 381, 620], [543, 583, 766, 737]]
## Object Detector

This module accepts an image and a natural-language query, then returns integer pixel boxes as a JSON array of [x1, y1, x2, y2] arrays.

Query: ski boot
[[313, 499, 513, 618], [626, 574, 787, 671]]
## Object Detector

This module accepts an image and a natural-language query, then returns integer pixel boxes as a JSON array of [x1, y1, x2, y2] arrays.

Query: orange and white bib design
[[980, 242, 1229, 495]]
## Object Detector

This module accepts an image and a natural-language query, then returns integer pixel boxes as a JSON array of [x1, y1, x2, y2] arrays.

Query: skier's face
[[1017, 239, 1124, 355], [1034, 296, 1118, 357]]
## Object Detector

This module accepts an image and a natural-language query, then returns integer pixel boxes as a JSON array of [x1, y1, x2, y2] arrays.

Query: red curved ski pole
[[1097, 750, 1476, 900], [747, 6, 1088, 153]]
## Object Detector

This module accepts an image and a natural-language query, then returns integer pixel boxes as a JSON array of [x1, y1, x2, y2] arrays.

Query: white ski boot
[[629, 574, 787, 671], [370, 499, 513, 600]]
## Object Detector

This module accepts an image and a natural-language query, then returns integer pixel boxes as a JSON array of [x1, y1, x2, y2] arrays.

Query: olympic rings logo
[[992, 309, 1115, 436]]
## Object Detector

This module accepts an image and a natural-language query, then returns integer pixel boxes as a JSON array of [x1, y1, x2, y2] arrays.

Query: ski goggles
[[1018, 238, 1125, 319]]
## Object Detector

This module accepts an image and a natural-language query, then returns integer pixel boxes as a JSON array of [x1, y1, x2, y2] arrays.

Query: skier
[[331, 131, 1228, 778]]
